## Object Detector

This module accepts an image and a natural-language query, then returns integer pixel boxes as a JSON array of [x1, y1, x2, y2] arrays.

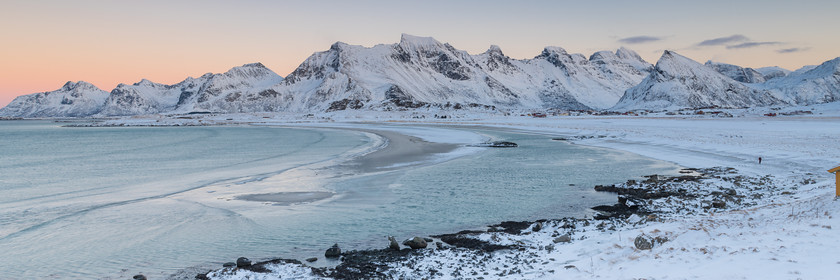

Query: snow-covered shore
[[80, 105, 840, 279]]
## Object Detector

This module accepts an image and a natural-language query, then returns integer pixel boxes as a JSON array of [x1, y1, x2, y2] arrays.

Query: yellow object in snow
[[829, 165, 840, 196]]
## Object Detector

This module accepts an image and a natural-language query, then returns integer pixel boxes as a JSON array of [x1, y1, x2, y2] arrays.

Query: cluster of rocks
[[468, 141, 518, 148], [192, 166, 800, 279], [591, 167, 799, 219]]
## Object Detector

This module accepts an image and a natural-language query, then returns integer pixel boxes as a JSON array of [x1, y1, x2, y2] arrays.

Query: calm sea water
[[0, 121, 680, 279]]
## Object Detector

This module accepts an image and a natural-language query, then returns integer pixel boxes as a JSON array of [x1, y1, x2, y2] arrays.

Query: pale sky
[[1, 0, 838, 107]]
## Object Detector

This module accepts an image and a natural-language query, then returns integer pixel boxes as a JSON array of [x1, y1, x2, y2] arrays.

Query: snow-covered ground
[[90, 103, 840, 279]]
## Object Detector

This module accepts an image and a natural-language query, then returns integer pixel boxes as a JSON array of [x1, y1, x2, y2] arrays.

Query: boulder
[[236, 257, 251, 268], [634, 235, 653, 250], [133, 275, 147, 280], [306, 257, 318, 262], [403, 236, 428, 249], [712, 200, 726, 209], [325, 244, 341, 258], [223, 262, 236, 268], [388, 236, 400, 250], [553, 234, 572, 243]]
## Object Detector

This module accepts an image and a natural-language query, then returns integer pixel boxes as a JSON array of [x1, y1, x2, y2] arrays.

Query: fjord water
[[0, 121, 680, 279]]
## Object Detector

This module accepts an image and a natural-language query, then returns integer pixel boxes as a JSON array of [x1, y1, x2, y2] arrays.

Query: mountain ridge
[[2, 35, 839, 117]]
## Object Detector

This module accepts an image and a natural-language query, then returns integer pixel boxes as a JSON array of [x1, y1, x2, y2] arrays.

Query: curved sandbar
[[233, 126, 466, 205], [236, 191, 334, 206], [345, 128, 460, 172]]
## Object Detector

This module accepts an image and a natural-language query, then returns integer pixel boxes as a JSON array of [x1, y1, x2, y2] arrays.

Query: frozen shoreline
[[53, 110, 840, 279], [183, 112, 840, 280]]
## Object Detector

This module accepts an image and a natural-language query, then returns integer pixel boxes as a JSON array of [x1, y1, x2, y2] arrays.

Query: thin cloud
[[727, 41, 782, 49], [618, 36, 663, 44], [697, 35, 748, 46], [777, 47, 810, 53]]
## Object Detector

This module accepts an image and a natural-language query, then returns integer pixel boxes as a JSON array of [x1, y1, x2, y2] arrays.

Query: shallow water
[[0, 121, 680, 279]]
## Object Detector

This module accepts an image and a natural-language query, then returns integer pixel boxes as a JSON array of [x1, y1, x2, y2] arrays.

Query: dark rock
[[433, 233, 516, 252], [306, 257, 318, 262], [471, 141, 518, 148], [311, 248, 413, 279], [325, 244, 342, 258], [223, 262, 236, 268], [236, 257, 251, 268], [634, 235, 653, 250], [553, 234, 572, 243], [712, 200, 726, 209], [532, 222, 543, 232], [489, 220, 533, 234], [403, 237, 428, 249], [388, 236, 400, 250], [132, 275, 147, 280], [423, 237, 433, 242]]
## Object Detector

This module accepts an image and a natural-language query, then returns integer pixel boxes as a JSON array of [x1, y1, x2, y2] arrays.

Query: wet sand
[[236, 127, 460, 204], [347, 129, 459, 172], [235, 191, 334, 206]]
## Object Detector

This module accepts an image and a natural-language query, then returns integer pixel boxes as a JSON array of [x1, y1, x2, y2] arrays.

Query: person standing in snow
[[758, 157, 762, 164]]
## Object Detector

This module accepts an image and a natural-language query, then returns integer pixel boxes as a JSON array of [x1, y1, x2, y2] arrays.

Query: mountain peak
[[398, 34, 442, 51], [134, 78, 155, 86], [239, 62, 267, 69], [589, 50, 617, 61], [541, 46, 568, 56], [616, 47, 643, 61], [60, 81, 99, 92], [485, 45, 504, 55]]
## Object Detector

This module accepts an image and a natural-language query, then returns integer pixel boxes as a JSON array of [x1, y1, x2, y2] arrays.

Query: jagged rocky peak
[[482, 45, 515, 72], [223, 62, 279, 78], [540, 46, 569, 56], [397, 33, 444, 52], [485, 45, 504, 56], [616, 47, 644, 61], [589, 50, 618, 62], [60, 81, 100, 92], [704, 60, 766, 83]]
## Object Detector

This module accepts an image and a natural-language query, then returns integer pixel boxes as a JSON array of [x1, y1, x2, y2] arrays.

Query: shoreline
[[184, 116, 839, 280], [9, 116, 837, 279]]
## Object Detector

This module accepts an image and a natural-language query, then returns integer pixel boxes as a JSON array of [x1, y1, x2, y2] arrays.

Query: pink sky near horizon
[[2, 0, 838, 108]]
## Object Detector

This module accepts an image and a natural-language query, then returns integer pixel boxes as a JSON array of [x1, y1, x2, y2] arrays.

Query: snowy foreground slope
[[5, 35, 840, 117], [105, 107, 840, 280]]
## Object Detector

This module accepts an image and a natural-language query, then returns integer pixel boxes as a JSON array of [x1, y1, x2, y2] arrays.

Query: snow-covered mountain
[[98, 63, 284, 116], [760, 57, 840, 105], [278, 34, 651, 112], [170, 63, 285, 113], [755, 66, 791, 81], [2, 35, 839, 117], [705, 61, 766, 83], [0, 81, 109, 117], [99, 79, 183, 116], [613, 51, 784, 110]]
